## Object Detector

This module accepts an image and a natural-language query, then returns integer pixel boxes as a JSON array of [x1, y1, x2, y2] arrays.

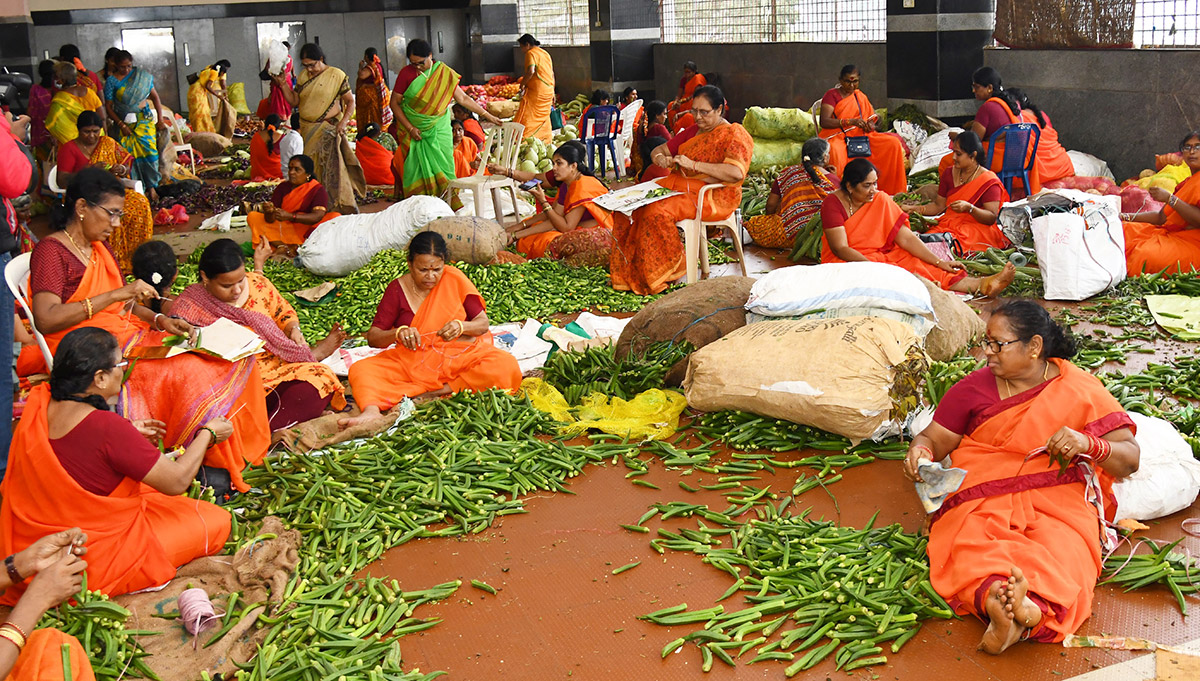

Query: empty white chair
[[445, 122, 525, 226], [612, 99, 643, 179], [5, 252, 54, 372]]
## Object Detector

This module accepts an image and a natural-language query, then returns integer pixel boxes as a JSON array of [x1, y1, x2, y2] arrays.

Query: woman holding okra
[[905, 300, 1139, 654]]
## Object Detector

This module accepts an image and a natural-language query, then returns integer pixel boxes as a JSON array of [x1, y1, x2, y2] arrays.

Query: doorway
[[120, 27, 179, 112], [383, 16, 431, 85], [256, 21, 307, 101]]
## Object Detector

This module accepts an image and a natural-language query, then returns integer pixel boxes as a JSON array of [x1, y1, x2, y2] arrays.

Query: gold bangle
[[0, 625, 26, 651], [394, 325, 410, 340], [1, 622, 27, 640], [454, 319, 465, 336], [84, 297, 94, 319]]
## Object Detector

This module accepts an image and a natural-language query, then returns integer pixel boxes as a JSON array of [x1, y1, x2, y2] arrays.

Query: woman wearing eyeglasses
[[279, 44, 365, 215], [19, 169, 271, 498], [1, 327, 234, 600], [905, 300, 1138, 655], [1122, 130, 1200, 275], [389, 39, 501, 199], [817, 65, 908, 195], [611, 84, 753, 295]]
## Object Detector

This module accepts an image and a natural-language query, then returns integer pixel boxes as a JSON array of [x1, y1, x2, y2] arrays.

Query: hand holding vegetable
[[25, 553, 87, 612], [159, 316, 193, 337], [204, 416, 234, 444], [1045, 426, 1091, 462], [16, 529, 87, 580], [949, 200, 973, 213], [118, 280, 161, 304], [675, 155, 697, 171], [654, 153, 674, 170]]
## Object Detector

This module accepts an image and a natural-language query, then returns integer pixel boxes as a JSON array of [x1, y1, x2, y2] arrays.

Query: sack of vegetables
[[742, 107, 817, 142]]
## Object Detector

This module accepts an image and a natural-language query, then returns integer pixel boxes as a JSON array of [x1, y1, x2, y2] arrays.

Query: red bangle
[[1085, 434, 1112, 463]]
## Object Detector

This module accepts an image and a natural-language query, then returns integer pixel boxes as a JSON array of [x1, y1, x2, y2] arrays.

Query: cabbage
[[749, 138, 804, 172], [742, 107, 817, 142]]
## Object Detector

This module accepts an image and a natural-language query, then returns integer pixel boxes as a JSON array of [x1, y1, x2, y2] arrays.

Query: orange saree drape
[[819, 90, 908, 195], [516, 175, 613, 259], [927, 360, 1131, 643], [356, 136, 396, 186], [347, 267, 521, 410], [821, 192, 966, 290], [453, 137, 479, 179], [610, 123, 753, 295], [977, 97, 1041, 198], [928, 168, 1010, 252], [6, 629, 96, 681], [0, 385, 231, 602], [1019, 110, 1073, 184], [1124, 173, 1200, 274], [513, 47, 556, 144], [247, 180, 340, 245], [250, 131, 284, 180]]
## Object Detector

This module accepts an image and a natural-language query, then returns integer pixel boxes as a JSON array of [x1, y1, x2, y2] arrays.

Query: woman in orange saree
[[614, 85, 752, 295], [906, 301, 1139, 654], [2, 328, 234, 602], [172, 239, 347, 430], [249, 114, 285, 180], [667, 61, 707, 127], [959, 67, 1041, 198], [513, 34, 556, 144], [340, 233, 521, 428], [355, 48, 393, 132], [355, 123, 396, 186], [1012, 90, 1074, 184], [818, 65, 908, 196], [509, 142, 613, 258], [1121, 132, 1200, 274], [247, 155, 340, 246], [822, 158, 1015, 294], [901, 131, 1009, 252], [21, 169, 270, 494], [452, 119, 479, 178]]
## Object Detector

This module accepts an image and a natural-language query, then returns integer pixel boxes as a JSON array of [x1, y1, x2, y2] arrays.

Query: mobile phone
[[518, 179, 541, 192]]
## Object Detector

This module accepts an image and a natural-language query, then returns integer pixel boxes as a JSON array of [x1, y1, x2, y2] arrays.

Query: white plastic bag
[[746, 262, 934, 318], [1031, 190, 1126, 300], [298, 195, 453, 275], [1113, 413, 1200, 521], [909, 128, 961, 176], [1067, 150, 1116, 182], [265, 41, 289, 76]]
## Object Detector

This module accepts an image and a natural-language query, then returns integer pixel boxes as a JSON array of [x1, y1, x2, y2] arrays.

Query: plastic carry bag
[[1030, 189, 1126, 300], [521, 378, 687, 441]]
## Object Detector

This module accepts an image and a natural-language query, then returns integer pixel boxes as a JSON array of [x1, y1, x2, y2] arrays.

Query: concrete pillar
[[475, 0, 519, 81], [886, 0, 995, 123], [0, 0, 34, 76], [589, 0, 658, 97]]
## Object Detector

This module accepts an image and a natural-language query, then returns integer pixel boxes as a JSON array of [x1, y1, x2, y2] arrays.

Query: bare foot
[[979, 579, 1023, 654], [338, 405, 383, 430], [311, 323, 346, 361], [980, 262, 1016, 297], [1006, 566, 1043, 631]]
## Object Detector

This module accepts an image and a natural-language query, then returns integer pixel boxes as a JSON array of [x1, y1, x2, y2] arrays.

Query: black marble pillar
[[0, 15, 35, 78], [590, 0, 658, 97], [886, 0, 995, 123]]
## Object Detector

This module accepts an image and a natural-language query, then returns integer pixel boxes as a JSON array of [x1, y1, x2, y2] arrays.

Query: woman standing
[[389, 39, 500, 199], [355, 48, 393, 132], [257, 43, 293, 123], [55, 111, 154, 272], [1122, 131, 1200, 274], [513, 34, 555, 144], [44, 62, 104, 146], [507, 141, 613, 258], [27, 61, 55, 159], [279, 43, 364, 215], [614, 85, 752, 294], [188, 60, 233, 136], [901, 131, 1008, 252], [103, 50, 166, 198], [818, 65, 908, 195]]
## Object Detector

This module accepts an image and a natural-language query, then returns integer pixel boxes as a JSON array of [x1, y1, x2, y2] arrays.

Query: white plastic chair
[[612, 99, 643, 179], [5, 253, 54, 372], [445, 122, 525, 226], [47, 165, 64, 196], [678, 183, 747, 285], [169, 116, 196, 175]]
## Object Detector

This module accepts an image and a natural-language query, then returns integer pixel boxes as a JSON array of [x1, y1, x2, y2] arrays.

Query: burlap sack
[[916, 275, 985, 360], [616, 277, 755, 385], [116, 516, 300, 681], [684, 317, 922, 442], [423, 216, 507, 264], [187, 131, 232, 158], [272, 406, 400, 453], [487, 100, 520, 119]]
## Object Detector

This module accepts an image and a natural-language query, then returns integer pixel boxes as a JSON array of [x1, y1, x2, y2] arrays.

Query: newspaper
[[593, 180, 682, 216]]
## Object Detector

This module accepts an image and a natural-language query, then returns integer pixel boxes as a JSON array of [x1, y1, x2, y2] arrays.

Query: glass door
[[120, 27, 179, 112]]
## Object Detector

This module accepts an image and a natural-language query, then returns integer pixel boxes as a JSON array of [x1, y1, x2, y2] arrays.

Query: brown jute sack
[[273, 407, 399, 453], [423, 216, 507, 264], [684, 317, 922, 442], [616, 276, 754, 385], [916, 275, 985, 360], [116, 516, 300, 681]]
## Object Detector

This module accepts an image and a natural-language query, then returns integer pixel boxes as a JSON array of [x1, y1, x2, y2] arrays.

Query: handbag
[[918, 232, 964, 258], [259, 67, 272, 82], [186, 72, 199, 86], [845, 135, 871, 158]]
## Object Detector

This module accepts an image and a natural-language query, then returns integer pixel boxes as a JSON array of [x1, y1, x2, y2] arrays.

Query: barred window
[[660, 0, 885, 43], [518, 0, 590, 46], [1135, 0, 1200, 46]]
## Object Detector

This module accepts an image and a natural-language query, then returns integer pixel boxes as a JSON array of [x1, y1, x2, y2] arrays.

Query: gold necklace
[[63, 229, 94, 264], [1002, 362, 1050, 399], [844, 192, 859, 216], [955, 164, 981, 187]]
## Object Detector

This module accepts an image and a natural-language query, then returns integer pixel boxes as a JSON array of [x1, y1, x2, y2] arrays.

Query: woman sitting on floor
[[249, 113, 285, 180], [340, 232, 521, 428], [131, 239, 178, 315], [355, 122, 396, 186], [452, 119, 479, 179], [613, 84, 753, 295], [1011, 89, 1074, 185], [172, 239, 346, 431], [901, 131, 1009, 252], [507, 141, 613, 258], [453, 104, 486, 147], [0, 529, 95, 680], [745, 137, 838, 249], [906, 300, 1139, 654], [1121, 130, 1200, 275], [2, 327, 234, 600], [55, 110, 154, 272], [247, 155, 340, 247], [20, 169, 270, 495], [822, 158, 1015, 295], [817, 64, 908, 195]]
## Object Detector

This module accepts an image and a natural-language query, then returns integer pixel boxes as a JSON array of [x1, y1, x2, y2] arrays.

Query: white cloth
[[279, 130, 303, 176]]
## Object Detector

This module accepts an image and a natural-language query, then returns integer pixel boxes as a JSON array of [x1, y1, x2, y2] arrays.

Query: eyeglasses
[[1181, 144, 1200, 153], [89, 202, 124, 222], [979, 338, 1022, 353], [111, 360, 129, 370], [690, 107, 717, 118], [410, 57, 431, 69], [300, 61, 318, 70]]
